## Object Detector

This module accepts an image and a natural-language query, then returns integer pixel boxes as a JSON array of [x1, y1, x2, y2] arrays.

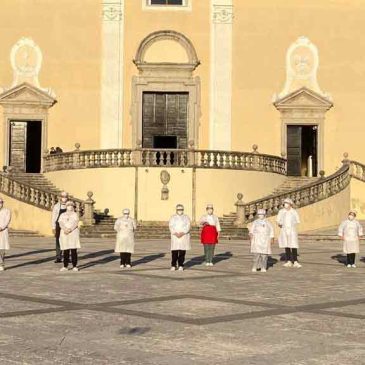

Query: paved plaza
[[0, 236, 364, 364]]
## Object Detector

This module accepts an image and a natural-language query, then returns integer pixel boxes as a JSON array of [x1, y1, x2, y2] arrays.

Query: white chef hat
[[176, 204, 184, 210], [123, 208, 130, 215], [283, 198, 294, 206], [206, 203, 214, 209], [349, 210, 357, 217], [257, 209, 266, 215]]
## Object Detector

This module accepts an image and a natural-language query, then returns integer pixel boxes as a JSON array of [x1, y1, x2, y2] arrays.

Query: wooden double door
[[142, 92, 188, 149], [287, 125, 318, 177], [8, 120, 42, 173]]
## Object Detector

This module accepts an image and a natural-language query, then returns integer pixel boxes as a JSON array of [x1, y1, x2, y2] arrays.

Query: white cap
[[176, 204, 184, 210], [283, 198, 294, 206], [206, 204, 214, 209], [257, 209, 266, 215], [123, 208, 130, 215]]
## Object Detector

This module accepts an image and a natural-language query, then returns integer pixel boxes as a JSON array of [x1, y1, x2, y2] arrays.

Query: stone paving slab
[[0, 237, 365, 364]]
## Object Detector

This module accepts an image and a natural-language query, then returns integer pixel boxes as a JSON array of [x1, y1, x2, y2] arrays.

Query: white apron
[[58, 212, 81, 250], [114, 217, 136, 253], [0, 208, 11, 250], [338, 219, 363, 254], [249, 219, 274, 255], [169, 214, 191, 251], [277, 208, 300, 249]]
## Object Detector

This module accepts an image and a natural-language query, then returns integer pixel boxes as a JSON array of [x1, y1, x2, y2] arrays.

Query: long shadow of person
[[267, 256, 278, 269], [132, 253, 165, 267], [360, 256, 365, 263], [184, 255, 206, 268], [331, 254, 347, 265], [78, 255, 119, 270], [213, 251, 233, 265]]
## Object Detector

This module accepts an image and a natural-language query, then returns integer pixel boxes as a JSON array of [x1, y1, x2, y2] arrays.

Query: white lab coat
[[58, 212, 81, 250], [277, 208, 300, 248], [0, 208, 11, 250], [51, 202, 67, 229], [199, 214, 222, 232], [338, 219, 363, 254], [114, 216, 137, 253], [249, 218, 274, 255], [169, 214, 191, 251]]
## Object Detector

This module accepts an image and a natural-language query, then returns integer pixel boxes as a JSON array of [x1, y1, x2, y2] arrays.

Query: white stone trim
[[142, 0, 192, 11], [100, 0, 125, 148], [209, 0, 233, 150]]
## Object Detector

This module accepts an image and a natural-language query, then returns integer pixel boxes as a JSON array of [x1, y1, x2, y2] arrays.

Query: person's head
[[176, 204, 184, 215], [206, 204, 214, 215], [283, 198, 293, 210], [60, 191, 68, 203], [0, 197, 3, 209], [348, 210, 356, 221], [123, 208, 130, 217], [257, 209, 266, 220], [66, 201, 75, 212]]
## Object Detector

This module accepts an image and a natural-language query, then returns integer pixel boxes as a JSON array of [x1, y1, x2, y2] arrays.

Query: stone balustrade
[[235, 162, 351, 225], [0, 173, 95, 226], [43, 144, 287, 175]]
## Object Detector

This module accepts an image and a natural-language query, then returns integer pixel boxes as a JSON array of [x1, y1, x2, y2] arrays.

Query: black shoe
[[54, 258, 62, 263]]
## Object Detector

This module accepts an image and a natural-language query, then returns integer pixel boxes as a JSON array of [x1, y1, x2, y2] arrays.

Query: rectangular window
[[150, 0, 184, 5]]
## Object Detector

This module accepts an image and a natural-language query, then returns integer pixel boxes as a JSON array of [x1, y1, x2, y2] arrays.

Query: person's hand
[[271, 238, 275, 245], [339, 236, 344, 240], [278, 224, 283, 228]]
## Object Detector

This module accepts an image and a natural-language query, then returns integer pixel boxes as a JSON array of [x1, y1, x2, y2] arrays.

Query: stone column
[[209, 0, 233, 150], [82, 191, 95, 226], [100, 0, 125, 148], [234, 193, 246, 227]]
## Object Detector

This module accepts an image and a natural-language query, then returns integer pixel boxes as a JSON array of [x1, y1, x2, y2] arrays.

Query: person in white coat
[[51, 191, 69, 263], [249, 209, 274, 272], [58, 201, 81, 272], [338, 210, 363, 268], [114, 208, 137, 268], [169, 204, 191, 271], [277, 198, 301, 268], [0, 197, 11, 271], [199, 204, 221, 266]]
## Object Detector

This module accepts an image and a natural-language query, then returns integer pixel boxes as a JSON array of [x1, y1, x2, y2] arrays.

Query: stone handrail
[[43, 146, 287, 175], [348, 159, 365, 182], [0, 173, 95, 225], [234, 163, 351, 225]]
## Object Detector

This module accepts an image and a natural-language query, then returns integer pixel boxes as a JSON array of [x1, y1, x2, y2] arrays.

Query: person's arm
[[169, 217, 177, 235], [248, 222, 255, 240], [276, 210, 283, 227], [132, 219, 137, 231], [113, 219, 119, 232], [268, 221, 275, 244], [338, 221, 345, 240], [68, 213, 79, 232], [358, 222, 363, 237], [0, 209, 11, 231], [216, 216, 222, 233], [182, 216, 191, 235], [51, 204, 59, 230], [294, 210, 300, 224]]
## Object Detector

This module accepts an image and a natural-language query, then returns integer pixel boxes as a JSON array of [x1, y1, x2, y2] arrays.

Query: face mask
[[123, 214, 129, 218], [177, 210, 184, 215], [67, 206, 74, 212], [207, 209, 213, 215], [348, 215, 355, 221], [284, 203, 290, 209], [258, 214, 265, 219]]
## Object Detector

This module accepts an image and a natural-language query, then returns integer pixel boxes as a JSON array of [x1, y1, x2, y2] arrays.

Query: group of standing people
[[0, 192, 363, 272]]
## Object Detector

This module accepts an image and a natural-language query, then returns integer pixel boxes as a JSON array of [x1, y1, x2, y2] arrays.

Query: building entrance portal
[[9, 120, 42, 173], [287, 125, 318, 177], [142, 92, 188, 149]]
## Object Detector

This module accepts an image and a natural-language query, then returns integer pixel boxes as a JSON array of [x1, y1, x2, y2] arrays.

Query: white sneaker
[[178, 266, 184, 271], [60, 267, 68, 272], [0, 266, 4, 271], [209, 262, 214, 266], [352, 264, 357, 268], [283, 261, 293, 268], [72, 267, 79, 272], [120, 265, 125, 269], [261, 268, 267, 272], [251, 267, 257, 272], [170, 266, 176, 271], [126, 264, 131, 268], [347, 264, 352, 268], [205, 262, 210, 266], [293, 261, 302, 268]]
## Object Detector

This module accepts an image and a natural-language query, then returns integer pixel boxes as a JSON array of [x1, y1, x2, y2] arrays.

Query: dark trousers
[[285, 247, 298, 263], [63, 249, 78, 268], [120, 252, 132, 266], [347, 253, 356, 265], [171, 250, 186, 268], [55, 223, 62, 260]]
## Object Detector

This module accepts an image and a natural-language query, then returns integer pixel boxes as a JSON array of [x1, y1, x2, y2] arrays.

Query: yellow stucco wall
[[350, 178, 365, 219], [1, 194, 52, 236], [45, 167, 286, 221]]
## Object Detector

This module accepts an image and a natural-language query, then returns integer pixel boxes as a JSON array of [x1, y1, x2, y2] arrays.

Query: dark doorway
[[153, 136, 177, 149], [9, 120, 42, 173], [142, 92, 188, 149], [287, 125, 318, 177]]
